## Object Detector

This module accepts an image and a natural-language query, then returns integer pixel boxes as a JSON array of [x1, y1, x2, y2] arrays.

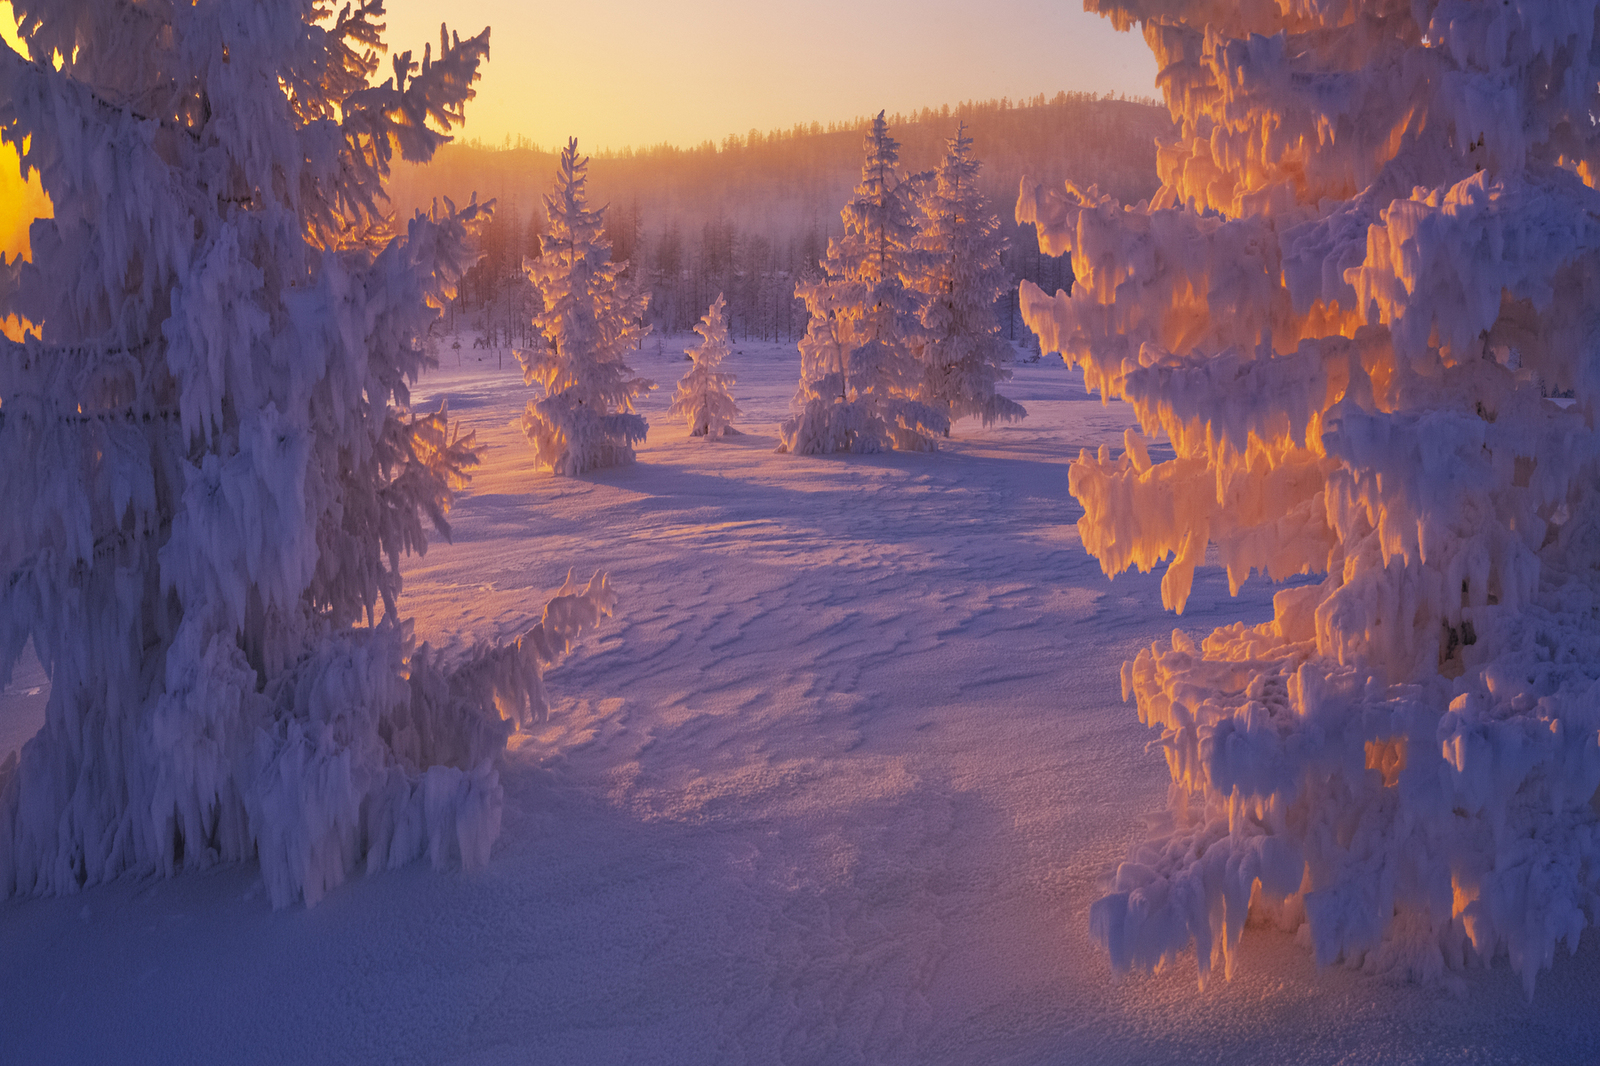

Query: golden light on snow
[[0, 1, 17, 52], [1, 2, 48, 341], [0, 0, 49, 266], [0, 154, 47, 259], [1363, 736, 1406, 789]]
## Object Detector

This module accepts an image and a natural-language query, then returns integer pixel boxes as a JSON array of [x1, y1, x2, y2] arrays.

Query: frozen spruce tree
[[780, 112, 948, 454], [520, 139, 653, 475], [915, 124, 1025, 430], [0, 1, 615, 908], [668, 294, 740, 439], [1021, 2, 1600, 992]]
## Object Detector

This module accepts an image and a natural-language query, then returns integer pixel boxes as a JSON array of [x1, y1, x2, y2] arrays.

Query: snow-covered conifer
[[519, 140, 653, 475], [668, 294, 740, 439], [780, 113, 948, 454], [0, 1, 613, 908], [1023, 2, 1600, 992], [915, 124, 1025, 429]]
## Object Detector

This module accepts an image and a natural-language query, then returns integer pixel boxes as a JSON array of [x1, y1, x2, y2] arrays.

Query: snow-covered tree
[[0, 1, 614, 909], [519, 139, 653, 475], [915, 123, 1026, 429], [1022, 3, 1600, 993], [668, 293, 740, 439], [780, 113, 948, 454]]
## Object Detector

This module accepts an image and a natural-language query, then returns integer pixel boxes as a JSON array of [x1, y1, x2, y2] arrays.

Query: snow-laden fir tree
[[668, 293, 740, 439], [780, 112, 948, 454], [1020, 1, 1600, 993], [520, 139, 653, 475], [915, 123, 1025, 430], [0, 0, 616, 908]]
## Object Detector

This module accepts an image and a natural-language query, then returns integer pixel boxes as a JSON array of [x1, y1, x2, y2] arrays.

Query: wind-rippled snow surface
[[4, 340, 1600, 1064]]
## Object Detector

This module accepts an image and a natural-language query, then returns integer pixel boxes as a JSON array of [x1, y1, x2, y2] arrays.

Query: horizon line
[[440, 89, 1166, 160]]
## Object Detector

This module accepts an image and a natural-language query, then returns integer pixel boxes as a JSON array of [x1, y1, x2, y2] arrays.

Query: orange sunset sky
[[2, 0, 1157, 146], [377, 0, 1158, 150], [0, 0, 1158, 259]]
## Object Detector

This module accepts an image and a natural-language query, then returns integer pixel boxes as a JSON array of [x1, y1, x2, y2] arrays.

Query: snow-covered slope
[[2, 339, 1598, 1064]]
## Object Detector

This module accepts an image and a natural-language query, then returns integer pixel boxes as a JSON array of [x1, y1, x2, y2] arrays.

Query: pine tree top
[[857, 112, 903, 204], [543, 139, 607, 260], [521, 136, 652, 424], [808, 111, 924, 297], [687, 293, 733, 368], [933, 122, 981, 202]]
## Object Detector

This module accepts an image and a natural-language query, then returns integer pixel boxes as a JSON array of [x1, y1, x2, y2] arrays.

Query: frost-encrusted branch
[[0, 0, 529, 910], [428, 570, 619, 732], [1035, 0, 1600, 995]]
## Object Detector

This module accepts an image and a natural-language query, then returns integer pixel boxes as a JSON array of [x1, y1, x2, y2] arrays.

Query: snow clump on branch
[[1024, 0, 1600, 994], [0, 0, 615, 908]]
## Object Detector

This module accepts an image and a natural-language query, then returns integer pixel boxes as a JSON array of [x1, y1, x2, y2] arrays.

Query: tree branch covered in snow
[[0, 0, 612, 908], [1026, 1, 1600, 993]]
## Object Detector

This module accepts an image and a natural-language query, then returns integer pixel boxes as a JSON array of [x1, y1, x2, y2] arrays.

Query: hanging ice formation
[[1021, 1, 1600, 993]]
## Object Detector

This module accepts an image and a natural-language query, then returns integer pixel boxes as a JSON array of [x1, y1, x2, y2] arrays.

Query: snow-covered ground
[[4, 335, 1600, 1064]]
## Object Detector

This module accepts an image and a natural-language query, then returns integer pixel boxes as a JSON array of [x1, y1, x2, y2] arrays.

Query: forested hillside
[[391, 92, 1170, 344]]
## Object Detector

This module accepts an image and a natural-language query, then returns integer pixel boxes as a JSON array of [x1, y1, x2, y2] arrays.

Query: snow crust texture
[[0, 1, 615, 909], [1023, 0, 1600, 993], [12, 346, 1600, 1063]]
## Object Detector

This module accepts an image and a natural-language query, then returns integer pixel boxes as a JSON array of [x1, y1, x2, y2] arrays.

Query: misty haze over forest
[[390, 92, 1170, 343]]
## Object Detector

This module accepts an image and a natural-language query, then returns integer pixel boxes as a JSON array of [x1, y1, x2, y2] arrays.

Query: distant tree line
[[405, 92, 1168, 343]]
